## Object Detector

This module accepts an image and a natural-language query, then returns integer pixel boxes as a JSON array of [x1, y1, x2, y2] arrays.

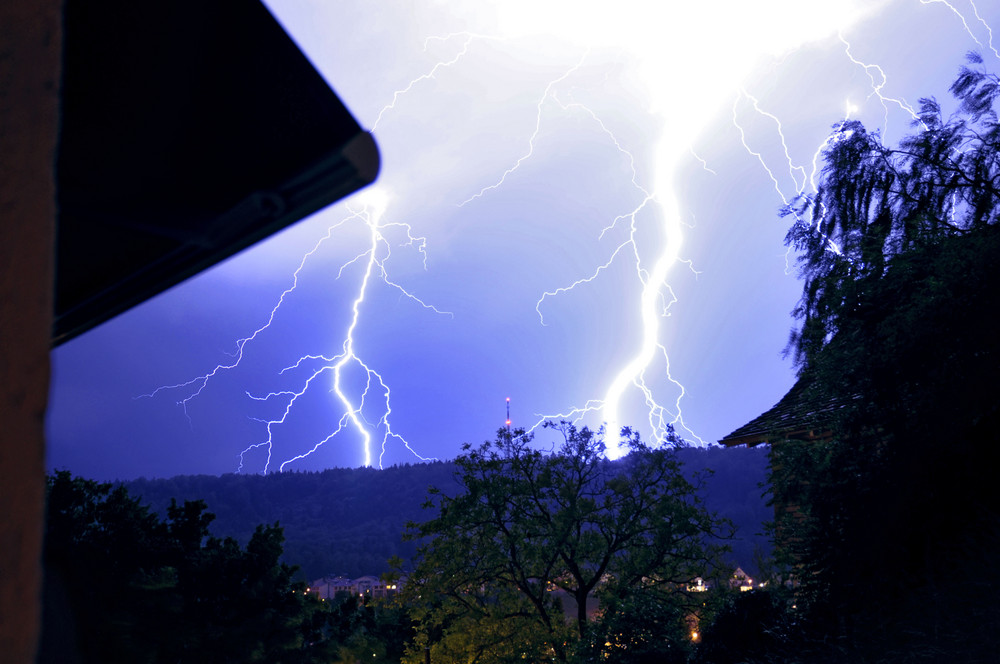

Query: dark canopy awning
[[55, 0, 378, 344]]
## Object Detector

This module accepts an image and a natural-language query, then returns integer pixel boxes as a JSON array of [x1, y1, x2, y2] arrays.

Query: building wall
[[0, 1, 60, 661], [309, 575, 403, 600]]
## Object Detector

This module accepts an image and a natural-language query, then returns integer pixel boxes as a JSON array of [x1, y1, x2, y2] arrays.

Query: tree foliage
[[323, 593, 412, 664], [403, 422, 731, 663], [769, 53, 1000, 659], [41, 471, 334, 663], [784, 52, 1000, 369]]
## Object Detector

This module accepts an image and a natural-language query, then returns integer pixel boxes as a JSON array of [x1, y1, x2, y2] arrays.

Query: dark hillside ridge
[[126, 446, 770, 580]]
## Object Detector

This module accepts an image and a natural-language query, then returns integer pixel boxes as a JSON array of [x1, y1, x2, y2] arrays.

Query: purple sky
[[47, 0, 1000, 479]]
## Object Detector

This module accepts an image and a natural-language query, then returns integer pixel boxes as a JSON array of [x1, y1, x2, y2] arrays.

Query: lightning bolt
[[247, 194, 447, 471], [920, 0, 1000, 61], [372, 32, 488, 132], [730, 88, 847, 263], [459, 51, 590, 207], [689, 148, 718, 176], [456, 44, 706, 453], [731, 90, 805, 208], [136, 208, 371, 418], [838, 31, 922, 133], [730, 61, 888, 271], [143, 191, 450, 472], [141, 23, 509, 472]]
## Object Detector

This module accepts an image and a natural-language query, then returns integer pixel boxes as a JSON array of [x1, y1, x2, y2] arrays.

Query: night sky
[[47, 0, 1000, 479]]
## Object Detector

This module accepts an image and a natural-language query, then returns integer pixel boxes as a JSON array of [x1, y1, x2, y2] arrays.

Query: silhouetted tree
[[769, 53, 1000, 659], [41, 471, 333, 663], [692, 588, 796, 664], [321, 592, 411, 664], [403, 422, 730, 663], [784, 52, 1000, 369]]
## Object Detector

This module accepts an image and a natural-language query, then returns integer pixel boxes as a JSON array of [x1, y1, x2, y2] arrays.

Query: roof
[[719, 375, 852, 447], [54, 0, 379, 344]]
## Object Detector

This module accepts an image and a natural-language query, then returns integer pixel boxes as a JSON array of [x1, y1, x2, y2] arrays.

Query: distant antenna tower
[[505, 397, 511, 430]]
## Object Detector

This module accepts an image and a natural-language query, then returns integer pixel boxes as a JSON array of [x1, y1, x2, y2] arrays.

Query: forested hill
[[125, 445, 770, 581]]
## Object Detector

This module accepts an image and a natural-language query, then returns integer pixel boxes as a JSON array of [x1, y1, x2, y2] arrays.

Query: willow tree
[[403, 422, 729, 664], [784, 52, 1000, 370], [773, 53, 1000, 657]]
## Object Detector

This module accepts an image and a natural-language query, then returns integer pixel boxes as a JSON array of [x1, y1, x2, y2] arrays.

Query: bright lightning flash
[[457, 0, 877, 457], [142, 189, 450, 472]]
